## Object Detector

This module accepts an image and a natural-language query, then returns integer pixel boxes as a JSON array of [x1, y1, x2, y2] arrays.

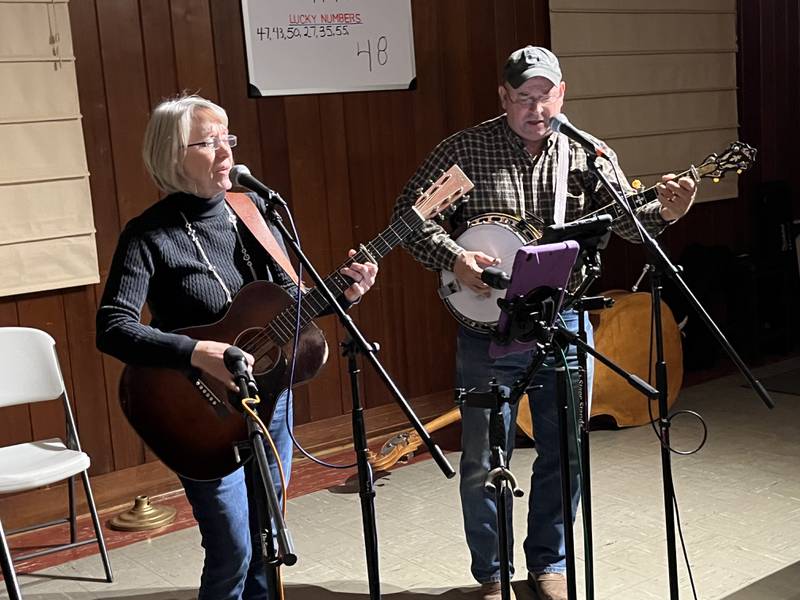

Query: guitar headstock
[[413, 164, 474, 220], [695, 141, 757, 182]]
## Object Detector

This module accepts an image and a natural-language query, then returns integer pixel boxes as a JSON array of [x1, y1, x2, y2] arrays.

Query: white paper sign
[[241, 0, 416, 96]]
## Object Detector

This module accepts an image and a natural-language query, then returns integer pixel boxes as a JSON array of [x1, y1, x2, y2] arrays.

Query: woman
[[96, 94, 377, 599]]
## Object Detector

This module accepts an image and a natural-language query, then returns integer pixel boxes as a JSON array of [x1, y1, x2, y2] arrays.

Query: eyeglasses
[[187, 134, 238, 151], [506, 91, 561, 108]]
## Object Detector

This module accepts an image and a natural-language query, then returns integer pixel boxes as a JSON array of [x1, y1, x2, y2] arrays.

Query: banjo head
[[439, 215, 532, 332]]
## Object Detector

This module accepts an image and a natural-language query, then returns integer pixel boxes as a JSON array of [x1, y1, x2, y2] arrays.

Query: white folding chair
[[0, 327, 112, 598]]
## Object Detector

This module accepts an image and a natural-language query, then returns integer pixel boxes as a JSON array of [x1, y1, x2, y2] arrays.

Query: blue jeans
[[456, 311, 593, 583], [180, 390, 293, 600]]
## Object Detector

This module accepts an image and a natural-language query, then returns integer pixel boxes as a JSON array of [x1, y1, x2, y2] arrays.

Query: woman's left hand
[[341, 249, 378, 303]]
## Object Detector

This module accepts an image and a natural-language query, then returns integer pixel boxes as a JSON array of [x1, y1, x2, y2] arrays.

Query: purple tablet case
[[489, 241, 580, 359]]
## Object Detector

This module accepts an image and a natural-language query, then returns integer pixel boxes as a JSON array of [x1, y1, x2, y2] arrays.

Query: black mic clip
[[481, 266, 511, 290]]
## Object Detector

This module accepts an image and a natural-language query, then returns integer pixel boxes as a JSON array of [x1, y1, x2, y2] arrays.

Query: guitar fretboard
[[263, 208, 424, 347]]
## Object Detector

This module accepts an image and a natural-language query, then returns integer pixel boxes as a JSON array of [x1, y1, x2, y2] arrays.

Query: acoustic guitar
[[119, 165, 473, 481]]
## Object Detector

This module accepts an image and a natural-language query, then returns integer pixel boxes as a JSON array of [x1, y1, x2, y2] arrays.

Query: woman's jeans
[[180, 390, 293, 600], [456, 310, 593, 583]]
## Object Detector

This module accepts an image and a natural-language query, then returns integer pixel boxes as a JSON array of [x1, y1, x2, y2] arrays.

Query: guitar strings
[[236, 211, 418, 365]]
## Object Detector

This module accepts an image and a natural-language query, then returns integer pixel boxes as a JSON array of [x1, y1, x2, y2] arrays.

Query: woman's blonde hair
[[142, 94, 228, 194]]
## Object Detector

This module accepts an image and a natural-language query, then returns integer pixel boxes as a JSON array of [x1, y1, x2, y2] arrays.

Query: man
[[392, 46, 695, 600]]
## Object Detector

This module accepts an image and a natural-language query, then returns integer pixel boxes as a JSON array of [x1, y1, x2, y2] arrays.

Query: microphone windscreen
[[229, 164, 251, 186], [223, 345, 248, 373]]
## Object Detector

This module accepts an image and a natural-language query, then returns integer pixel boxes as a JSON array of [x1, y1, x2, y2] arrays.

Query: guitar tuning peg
[[415, 187, 424, 197], [736, 169, 742, 175], [713, 177, 720, 183], [631, 179, 642, 190], [462, 194, 470, 203]]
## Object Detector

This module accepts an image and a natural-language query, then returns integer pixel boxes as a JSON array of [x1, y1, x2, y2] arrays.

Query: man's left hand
[[656, 173, 696, 222], [341, 249, 378, 303]]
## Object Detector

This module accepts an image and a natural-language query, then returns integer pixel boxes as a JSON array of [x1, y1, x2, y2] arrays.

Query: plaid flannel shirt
[[393, 115, 668, 290]]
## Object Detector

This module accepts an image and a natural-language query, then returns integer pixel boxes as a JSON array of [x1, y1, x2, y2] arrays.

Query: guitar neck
[[610, 165, 698, 219], [266, 208, 424, 345]]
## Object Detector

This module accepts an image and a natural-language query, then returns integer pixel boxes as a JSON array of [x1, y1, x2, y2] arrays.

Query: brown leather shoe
[[527, 572, 567, 600], [479, 581, 516, 600]]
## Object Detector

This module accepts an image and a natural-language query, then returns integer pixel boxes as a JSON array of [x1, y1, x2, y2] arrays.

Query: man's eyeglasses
[[187, 134, 238, 151], [506, 92, 561, 108]]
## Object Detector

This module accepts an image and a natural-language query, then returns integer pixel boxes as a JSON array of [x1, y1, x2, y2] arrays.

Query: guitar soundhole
[[235, 327, 282, 376]]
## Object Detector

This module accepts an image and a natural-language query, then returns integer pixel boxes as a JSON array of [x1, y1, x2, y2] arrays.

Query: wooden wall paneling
[[283, 95, 343, 422], [438, 0, 473, 135], [736, 0, 762, 187], [95, 0, 158, 226], [140, 0, 180, 107], [62, 287, 114, 474], [317, 93, 357, 414], [253, 96, 312, 422], [364, 92, 412, 403], [401, 2, 453, 400], [210, 0, 262, 173], [0, 299, 18, 327], [409, 1, 447, 156], [0, 294, 30, 448], [93, 0, 155, 470], [514, 0, 546, 47], [170, 0, 219, 100], [493, 2, 520, 83], [468, 0, 500, 122], [383, 92, 443, 399], [341, 92, 392, 409], [759, 4, 778, 184], [255, 98, 293, 205], [15, 295, 69, 444], [69, 0, 123, 276], [383, 92, 424, 399], [530, 0, 551, 46]]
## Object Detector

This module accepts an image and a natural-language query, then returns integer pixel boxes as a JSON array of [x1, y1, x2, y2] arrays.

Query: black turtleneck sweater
[[96, 192, 299, 370]]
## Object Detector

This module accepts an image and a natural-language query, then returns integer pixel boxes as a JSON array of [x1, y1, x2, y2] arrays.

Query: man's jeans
[[180, 390, 293, 600], [456, 311, 593, 583]]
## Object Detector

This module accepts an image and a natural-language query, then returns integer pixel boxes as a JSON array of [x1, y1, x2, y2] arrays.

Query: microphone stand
[[263, 201, 456, 600], [586, 155, 776, 599], [226, 360, 297, 600], [498, 287, 659, 600]]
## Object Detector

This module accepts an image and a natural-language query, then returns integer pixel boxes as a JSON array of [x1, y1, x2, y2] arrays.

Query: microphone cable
[[279, 204, 358, 470]]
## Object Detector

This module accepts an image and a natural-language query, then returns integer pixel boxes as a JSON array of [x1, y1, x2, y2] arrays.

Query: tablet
[[489, 241, 580, 359]]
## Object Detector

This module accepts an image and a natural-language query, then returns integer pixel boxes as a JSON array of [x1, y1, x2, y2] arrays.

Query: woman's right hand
[[190, 340, 254, 391]]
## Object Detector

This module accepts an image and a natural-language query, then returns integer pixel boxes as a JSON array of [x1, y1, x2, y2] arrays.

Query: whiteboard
[[241, 0, 416, 96]]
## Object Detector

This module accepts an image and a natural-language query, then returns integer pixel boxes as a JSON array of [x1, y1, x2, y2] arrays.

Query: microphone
[[481, 266, 511, 290], [223, 346, 256, 397], [549, 114, 607, 158], [230, 164, 287, 207]]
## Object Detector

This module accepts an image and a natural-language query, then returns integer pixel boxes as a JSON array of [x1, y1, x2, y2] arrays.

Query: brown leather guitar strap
[[225, 192, 301, 286]]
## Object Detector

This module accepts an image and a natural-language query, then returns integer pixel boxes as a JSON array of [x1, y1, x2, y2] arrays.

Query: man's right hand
[[453, 250, 500, 295], [191, 340, 255, 392]]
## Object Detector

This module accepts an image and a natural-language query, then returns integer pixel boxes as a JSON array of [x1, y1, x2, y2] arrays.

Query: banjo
[[438, 141, 757, 332]]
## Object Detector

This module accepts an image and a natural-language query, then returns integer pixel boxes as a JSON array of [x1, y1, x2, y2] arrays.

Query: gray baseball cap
[[503, 46, 562, 88]]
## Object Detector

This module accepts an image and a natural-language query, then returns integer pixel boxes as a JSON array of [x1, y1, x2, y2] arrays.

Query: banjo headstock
[[694, 141, 757, 182]]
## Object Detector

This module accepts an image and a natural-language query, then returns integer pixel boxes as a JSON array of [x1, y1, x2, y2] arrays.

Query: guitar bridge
[[193, 376, 231, 417]]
